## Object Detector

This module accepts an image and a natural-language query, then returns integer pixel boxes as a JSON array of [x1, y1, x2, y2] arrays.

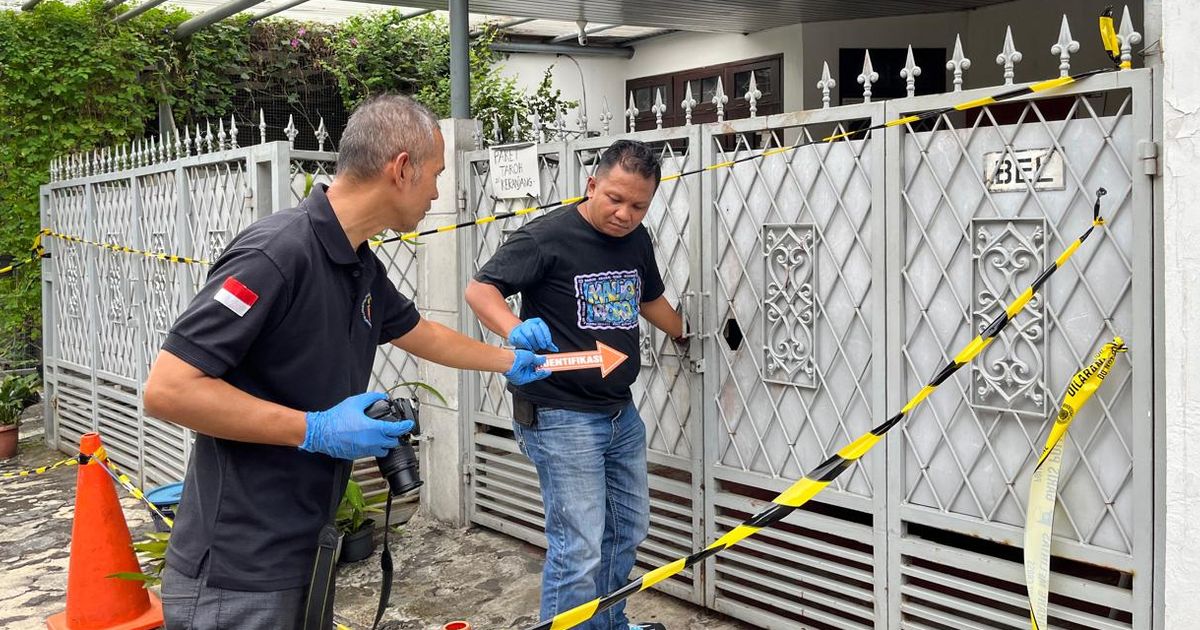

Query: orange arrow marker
[[541, 342, 629, 378]]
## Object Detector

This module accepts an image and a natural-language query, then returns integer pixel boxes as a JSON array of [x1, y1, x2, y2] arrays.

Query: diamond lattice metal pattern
[[469, 148, 565, 418], [574, 136, 697, 460], [898, 93, 1137, 555], [711, 122, 879, 499]]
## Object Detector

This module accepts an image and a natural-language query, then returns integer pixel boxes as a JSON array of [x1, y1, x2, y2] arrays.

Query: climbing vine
[[0, 1, 573, 367]]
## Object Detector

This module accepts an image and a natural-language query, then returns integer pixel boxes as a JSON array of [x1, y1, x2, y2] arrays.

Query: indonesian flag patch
[[214, 276, 258, 317]]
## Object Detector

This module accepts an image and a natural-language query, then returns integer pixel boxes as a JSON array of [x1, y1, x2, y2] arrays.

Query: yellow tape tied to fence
[[1024, 337, 1127, 630]]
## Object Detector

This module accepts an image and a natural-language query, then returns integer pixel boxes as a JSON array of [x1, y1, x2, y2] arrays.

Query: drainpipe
[[450, 0, 470, 119]]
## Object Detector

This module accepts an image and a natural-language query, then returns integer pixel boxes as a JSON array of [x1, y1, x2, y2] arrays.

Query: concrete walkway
[[0, 412, 751, 630]]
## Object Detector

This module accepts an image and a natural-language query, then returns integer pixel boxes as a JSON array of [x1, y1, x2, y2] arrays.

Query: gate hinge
[[456, 188, 468, 218], [1138, 140, 1160, 177], [461, 461, 472, 480]]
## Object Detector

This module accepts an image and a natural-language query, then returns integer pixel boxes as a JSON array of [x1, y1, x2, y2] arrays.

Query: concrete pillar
[[415, 119, 476, 525], [1161, 0, 1200, 625]]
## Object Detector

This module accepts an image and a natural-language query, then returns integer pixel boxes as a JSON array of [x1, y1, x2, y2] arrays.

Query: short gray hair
[[337, 94, 439, 180]]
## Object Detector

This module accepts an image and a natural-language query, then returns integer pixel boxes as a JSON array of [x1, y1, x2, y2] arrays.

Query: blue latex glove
[[505, 349, 550, 386], [507, 318, 559, 353], [300, 392, 415, 460]]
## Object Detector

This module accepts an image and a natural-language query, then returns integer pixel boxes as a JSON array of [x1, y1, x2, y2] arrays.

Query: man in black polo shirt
[[465, 140, 684, 630], [142, 94, 548, 629]]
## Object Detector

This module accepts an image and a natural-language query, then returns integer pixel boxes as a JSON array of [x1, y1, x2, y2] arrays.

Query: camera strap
[[301, 466, 397, 630], [302, 461, 349, 630], [371, 493, 395, 629]]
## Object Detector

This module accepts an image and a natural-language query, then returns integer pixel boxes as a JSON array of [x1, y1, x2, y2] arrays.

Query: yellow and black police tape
[[523, 189, 1110, 630], [0, 232, 48, 277], [89, 445, 175, 529], [39, 228, 211, 266], [0, 442, 174, 528], [0, 455, 80, 479], [21, 57, 1124, 264], [1025, 337, 1126, 630], [1099, 6, 1127, 70], [381, 64, 1118, 246]]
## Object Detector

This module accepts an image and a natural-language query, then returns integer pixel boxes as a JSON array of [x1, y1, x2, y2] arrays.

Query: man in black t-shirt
[[142, 95, 548, 629], [466, 140, 685, 630]]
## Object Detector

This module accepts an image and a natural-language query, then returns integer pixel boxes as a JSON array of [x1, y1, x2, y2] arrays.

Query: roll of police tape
[[523, 189, 1110, 630], [1025, 337, 1127, 630]]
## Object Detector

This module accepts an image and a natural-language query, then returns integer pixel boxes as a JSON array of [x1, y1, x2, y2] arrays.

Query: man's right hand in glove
[[299, 392, 414, 460], [505, 349, 551, 386], [507, 317, 559, 353]]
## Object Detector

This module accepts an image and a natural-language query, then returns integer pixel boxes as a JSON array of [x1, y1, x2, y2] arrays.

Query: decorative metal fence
[[36, 8, 1158, 629], [462, 9, 1158, 630], [40, 118, 419, 498]]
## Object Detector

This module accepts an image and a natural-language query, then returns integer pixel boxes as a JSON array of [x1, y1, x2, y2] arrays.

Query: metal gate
[[40, 135, 420, 498], [703, 102, 888, 629], [886, 69, 1153, 630], [463, 68, 1155, 628]]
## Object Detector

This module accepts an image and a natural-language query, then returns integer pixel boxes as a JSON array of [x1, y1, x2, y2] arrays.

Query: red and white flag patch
[[214, 276, 258, 317]]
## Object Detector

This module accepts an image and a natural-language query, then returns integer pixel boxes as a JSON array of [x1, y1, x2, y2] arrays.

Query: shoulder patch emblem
[[214, 276, 258, 317]]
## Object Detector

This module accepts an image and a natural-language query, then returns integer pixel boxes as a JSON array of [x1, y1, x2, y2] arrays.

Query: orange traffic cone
[[46, 433, 163, 630]]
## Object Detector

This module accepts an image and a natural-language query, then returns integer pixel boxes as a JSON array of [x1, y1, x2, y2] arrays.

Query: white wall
[[496, 2, 1149, 126], [626, 25, 805, 113], [493, 23, 806, 133], [494, 53, 628, 136], [417, 119, 475, 525], [802, 0, 1147, 110], [1161, 0, 1200, 624]]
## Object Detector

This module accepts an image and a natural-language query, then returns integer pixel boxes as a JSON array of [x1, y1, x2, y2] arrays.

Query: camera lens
[[365, 397, 423, 496], [377, 441, 422, 496]]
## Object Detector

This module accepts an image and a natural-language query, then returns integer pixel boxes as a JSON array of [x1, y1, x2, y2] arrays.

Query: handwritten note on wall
[[488, 142, 540, 200]]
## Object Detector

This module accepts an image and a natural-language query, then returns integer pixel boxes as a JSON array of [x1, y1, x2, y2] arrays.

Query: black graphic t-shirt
[[475, 203, 665, 412]]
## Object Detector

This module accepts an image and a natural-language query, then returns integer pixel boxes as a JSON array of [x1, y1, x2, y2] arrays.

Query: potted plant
[[0, 373, 38, 460], [336, 479, 385, 563]]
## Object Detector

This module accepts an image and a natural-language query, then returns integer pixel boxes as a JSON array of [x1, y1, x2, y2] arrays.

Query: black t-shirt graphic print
[[475, 204, 665, 413]]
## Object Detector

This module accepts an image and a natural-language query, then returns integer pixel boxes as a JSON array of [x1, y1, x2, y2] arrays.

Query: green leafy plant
[[385, 380, 447, 406], [0, 1, 240, 366], [0, 373, 38, 427], [323, 12, 575, 142], [0, 2, 575, 370], [337, 478, 385, 534], [111, 530, 170, 587]]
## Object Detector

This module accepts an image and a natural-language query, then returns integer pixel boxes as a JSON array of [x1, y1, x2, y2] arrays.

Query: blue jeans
[[514, 401, 651, 630]]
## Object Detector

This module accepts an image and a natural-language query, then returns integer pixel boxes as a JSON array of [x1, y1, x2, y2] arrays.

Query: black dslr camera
[[364, 397, 423, 496]]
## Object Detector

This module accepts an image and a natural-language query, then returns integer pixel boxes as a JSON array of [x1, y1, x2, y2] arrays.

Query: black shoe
[[629, 624, 667, 630]]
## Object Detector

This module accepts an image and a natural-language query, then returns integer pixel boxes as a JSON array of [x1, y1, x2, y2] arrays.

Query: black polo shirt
[[162, 184, 420, 591]]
